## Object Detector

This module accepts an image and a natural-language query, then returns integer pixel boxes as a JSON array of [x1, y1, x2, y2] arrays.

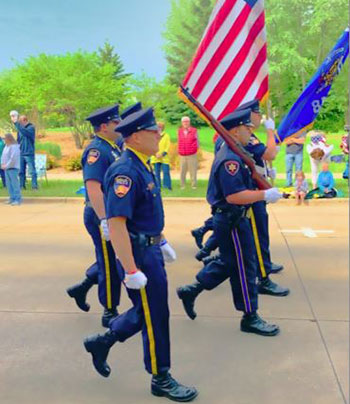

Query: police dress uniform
[[84, 108, 198, 402], [82, 134, 122, 313], [177, 109, 280, 336], [66, 105, 122, 324]]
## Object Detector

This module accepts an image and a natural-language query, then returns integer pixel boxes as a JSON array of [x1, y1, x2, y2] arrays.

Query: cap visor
[[144, 124, 159, 131]]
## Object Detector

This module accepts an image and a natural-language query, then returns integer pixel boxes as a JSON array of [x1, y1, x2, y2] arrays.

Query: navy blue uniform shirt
[[207, 142, 254, 211], [244, 134, 266, 168], [82, 135, 122, 202], [104, 148, 164, 236]]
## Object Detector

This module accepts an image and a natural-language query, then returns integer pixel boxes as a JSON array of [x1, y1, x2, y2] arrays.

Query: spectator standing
[[294, 171, 308, 205], [306, 132, 333, 189], [0, 136, 6, 188], [11, 113, 38, 190], [1, 133, 21, 205], [177, 116, 199, 189], [151, 122, 172, 190], [285, 131, 306, 186]]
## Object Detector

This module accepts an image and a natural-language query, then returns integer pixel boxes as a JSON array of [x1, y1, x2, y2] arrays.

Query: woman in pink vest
[[177, 116, 199, 189]]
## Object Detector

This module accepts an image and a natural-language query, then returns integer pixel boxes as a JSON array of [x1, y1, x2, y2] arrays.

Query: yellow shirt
[[125, 145, 151, 171], [151, 132, 171, 165]]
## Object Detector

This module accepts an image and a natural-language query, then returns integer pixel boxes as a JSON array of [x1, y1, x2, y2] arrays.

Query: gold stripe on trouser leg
[[140, 287, 158, 375], [249, 208, 267, 278], [99, 227, 112, 309]]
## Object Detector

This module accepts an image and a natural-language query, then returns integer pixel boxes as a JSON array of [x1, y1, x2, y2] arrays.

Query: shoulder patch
[[114, 175, 132, 198], [224, 160, 240, 176], [87, 149, 100, 165]]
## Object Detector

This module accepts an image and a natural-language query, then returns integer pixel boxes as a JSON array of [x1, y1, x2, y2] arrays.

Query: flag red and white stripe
[[181, 0, 268, 119]]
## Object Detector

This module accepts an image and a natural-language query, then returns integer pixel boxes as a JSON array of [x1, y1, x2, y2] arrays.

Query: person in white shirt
[[1, 133, 22, 205], [306, 132, 333, 189]]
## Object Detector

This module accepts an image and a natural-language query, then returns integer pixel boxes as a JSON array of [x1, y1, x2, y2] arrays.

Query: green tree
[[265, 0, 348, 130], [163, 0, 216, 85], [97, 40, 128, 80], [0, 51, 128, 148]]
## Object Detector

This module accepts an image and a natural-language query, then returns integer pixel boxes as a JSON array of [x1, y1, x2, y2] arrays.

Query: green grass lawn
[[0, 178, 347, 198], [165, 124, 348, 174], [47, 125, 347, 176]]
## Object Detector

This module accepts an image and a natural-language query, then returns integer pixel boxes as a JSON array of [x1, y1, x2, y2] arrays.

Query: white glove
[[264, 118, 275, 131], [264, 187, 282, 203], [100, 218, 110, 241], [267, 167, 277, 179], [124, 271, 148, 289], [160, 239, 177, 263]]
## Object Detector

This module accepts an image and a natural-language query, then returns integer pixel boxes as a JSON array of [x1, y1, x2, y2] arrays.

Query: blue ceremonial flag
[[276, 28, 349, 144]]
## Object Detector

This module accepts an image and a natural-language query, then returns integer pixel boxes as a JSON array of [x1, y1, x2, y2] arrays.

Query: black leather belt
[[146, 235, 162, 246], [129, 232, 162, 247]]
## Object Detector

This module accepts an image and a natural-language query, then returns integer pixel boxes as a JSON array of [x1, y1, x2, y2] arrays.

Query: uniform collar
[[96, 134, 121, 153], [125, 146, 151, 172]]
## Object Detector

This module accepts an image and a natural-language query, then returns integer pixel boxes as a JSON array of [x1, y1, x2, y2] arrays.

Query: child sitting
[[294, 171, 308, 205], [317, 163, 336, 198]]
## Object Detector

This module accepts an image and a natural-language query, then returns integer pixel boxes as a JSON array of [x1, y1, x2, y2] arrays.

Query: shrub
[[64, 154, 82, 171], [36, 142, 62, 159]]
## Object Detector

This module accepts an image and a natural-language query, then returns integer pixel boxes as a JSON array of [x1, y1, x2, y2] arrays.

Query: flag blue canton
[[244, 0, 259, 7]]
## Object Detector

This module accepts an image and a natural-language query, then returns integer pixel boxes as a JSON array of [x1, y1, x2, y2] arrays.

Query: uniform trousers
[[109, 243, 171, 375], [204, 212, 258, 313], [84, 206, 121, 310]]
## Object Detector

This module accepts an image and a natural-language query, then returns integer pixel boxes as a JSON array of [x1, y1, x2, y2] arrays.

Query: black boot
[[202, 253, 221, 265], [176, 282, 204, 320], [258, 277, 290, 297], [240, 312, 280, 336], [151, 372, 198, 402], [66, 277, 94, 312], [195, 247, 211, 262], [84, 330, 118, 377], [101, 308, 119, 328], [191, 227, 208, 249], [270, 262, 284, 273]]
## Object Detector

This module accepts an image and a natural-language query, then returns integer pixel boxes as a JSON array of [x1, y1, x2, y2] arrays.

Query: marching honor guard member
[[178, 109, 283, 336], [66, 104, 122, 327], [83, 107, 198, 402]]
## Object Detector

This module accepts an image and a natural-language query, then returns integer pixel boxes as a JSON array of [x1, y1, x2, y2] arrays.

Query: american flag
[[181, 0, 268, 119]]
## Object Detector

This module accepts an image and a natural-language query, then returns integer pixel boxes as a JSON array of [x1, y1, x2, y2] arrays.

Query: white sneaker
[[11, 201, 21, 206], [4, 200, 12, 204]]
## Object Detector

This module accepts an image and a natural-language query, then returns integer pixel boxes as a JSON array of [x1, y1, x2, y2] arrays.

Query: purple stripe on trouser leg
[[232, 229, 252, 313]]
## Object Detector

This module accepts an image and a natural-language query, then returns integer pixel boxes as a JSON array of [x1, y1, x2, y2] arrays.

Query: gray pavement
[[0, 200, 348, 404]]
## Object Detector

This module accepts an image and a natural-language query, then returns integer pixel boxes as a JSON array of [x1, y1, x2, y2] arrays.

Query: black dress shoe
[[240, 312, 280, 336], [195, 247, 211, 262], [176, 282, 204, 320], [102, 308, 119, 328], [66, 277, 94, 312], [202, 253, 221, 265], [191, 227, 206, 249], [258, 277, 290, 297], [270, 262, 284, 273], [84, 330, 118, 377], [151, 372, 198, 402]]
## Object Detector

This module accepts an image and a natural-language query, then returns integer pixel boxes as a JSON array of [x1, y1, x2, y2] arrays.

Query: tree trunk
[[72, 130, 83, 149]]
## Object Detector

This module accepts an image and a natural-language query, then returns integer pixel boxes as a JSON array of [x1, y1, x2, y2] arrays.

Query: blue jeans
[[286, 152, 303, 186], [5, 169, 21, 203], [154, 163, 172, 190], [20, 154, 38, 189]]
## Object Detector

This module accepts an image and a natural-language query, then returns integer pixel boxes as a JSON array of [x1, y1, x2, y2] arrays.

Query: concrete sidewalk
[[0, 200, 348, 403]]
